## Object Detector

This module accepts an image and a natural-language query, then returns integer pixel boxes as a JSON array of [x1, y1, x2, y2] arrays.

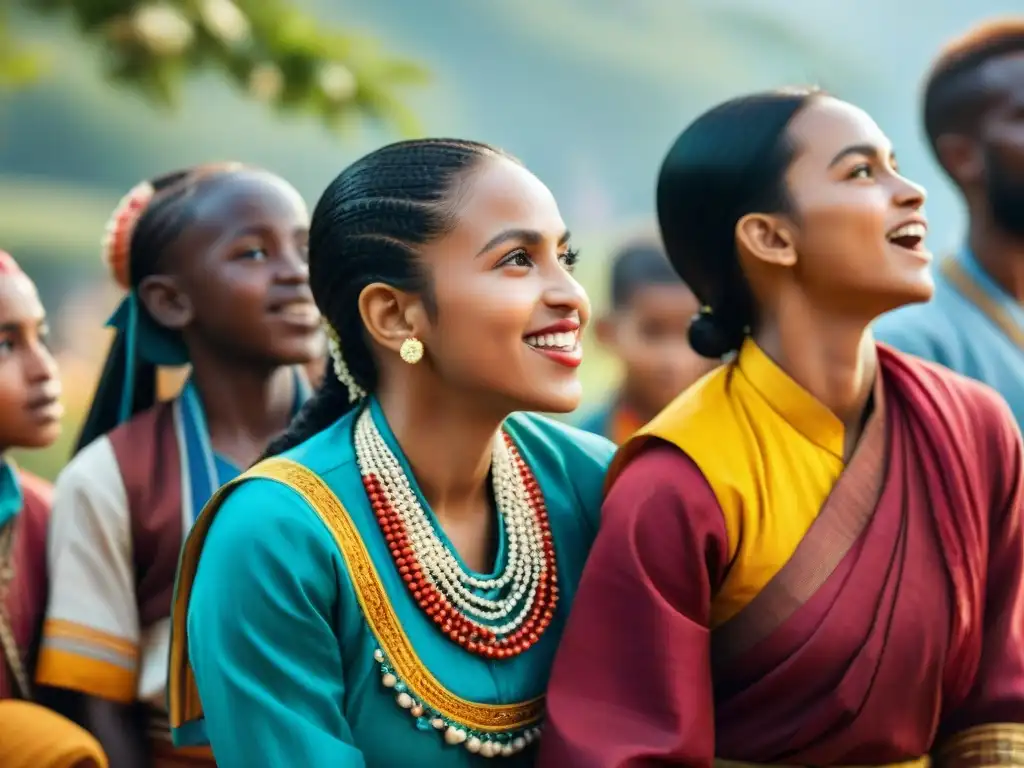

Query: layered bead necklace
[[354, 408, 558, 659]]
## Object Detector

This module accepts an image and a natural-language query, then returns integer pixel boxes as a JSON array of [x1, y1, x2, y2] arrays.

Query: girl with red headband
[[34, 165, 321, 766]]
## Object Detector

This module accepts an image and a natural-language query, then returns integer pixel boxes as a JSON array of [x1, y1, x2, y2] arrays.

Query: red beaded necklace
[[359, 424, 558, 660]]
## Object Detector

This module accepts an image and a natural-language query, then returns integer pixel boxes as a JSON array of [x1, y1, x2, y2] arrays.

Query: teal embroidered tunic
[[170, 399, 614, 767]]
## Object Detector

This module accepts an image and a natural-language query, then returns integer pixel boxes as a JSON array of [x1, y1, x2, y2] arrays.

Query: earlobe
[[358, 282, 421, 354], [735, 213, 797, 268], [136, 275, 193, 330]]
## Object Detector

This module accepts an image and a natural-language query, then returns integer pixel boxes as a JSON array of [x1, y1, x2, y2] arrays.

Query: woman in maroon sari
[[539, 88, 1024, 767]]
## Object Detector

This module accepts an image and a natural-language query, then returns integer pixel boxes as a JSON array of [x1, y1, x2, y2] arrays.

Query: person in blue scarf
[[874, 20, 1024, 428], [34, 163, 319, 767], [167, 139, 616, 767]]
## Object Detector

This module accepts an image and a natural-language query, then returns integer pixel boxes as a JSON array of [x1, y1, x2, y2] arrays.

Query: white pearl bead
[[395, 692, 413, 709], [444, 726, 467, 745], [373, 649, 384, 663], [501, 744, 514, 756], [353, 410, 551, 640], [465, 737, 482, 753], [480, 741, 498, 758], [410, 704, 423, 717], [512, 737, 526, 751], [381, 673, 397, 688], [431, 718, 445, 730]]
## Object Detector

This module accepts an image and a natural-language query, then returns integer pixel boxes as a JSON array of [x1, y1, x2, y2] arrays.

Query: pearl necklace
[[354, 409, 558, 659]]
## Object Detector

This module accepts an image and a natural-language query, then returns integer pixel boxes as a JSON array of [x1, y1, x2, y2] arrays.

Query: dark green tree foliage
[[0, 0, 427, 133]]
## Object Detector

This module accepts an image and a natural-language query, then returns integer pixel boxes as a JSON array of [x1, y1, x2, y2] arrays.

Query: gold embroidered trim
[[714, 758, 929, 768], [937, 723, 1024, 768], [0, 522, 30, 699], [170, 458, 543, 733], [255, 458, 544, 733], [169, 511, 214, 727]]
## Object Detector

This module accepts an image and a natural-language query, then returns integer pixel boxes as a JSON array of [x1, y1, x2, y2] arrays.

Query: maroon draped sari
[[538, 346, 1024, 767]]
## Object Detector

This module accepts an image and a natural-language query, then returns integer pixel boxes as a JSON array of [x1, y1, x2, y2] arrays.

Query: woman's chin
[[890, 276, 936, 311], [519, 381, 583, 415], [870, 272, 935, 318], [12, 424, 61, 451]]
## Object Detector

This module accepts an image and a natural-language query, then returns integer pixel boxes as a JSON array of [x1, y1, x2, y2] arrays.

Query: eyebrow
[[225, 224, 308, 240], [0, 319, 45, 333], [475, 228, 571, 257], [828, 143, 896, 168]]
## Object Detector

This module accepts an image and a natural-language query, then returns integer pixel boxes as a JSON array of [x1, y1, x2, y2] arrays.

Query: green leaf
[[9, 0, 426, 135]]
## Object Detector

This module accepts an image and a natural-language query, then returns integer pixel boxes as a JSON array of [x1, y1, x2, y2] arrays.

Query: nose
[[893, 172, 927, 209], [543, 263, 590, 320], [25, 339, 58, 384], [276, 244, 310, 284]]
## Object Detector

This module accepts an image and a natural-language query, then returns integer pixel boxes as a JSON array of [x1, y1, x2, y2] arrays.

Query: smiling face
[[415, 155, 591, 413], [0, 272, 62, 450], [779, 97, 934, 317], [141, 170, 322, 368]]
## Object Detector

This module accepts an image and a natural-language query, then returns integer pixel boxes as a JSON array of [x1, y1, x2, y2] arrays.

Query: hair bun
[[688, 309, 741, 359]]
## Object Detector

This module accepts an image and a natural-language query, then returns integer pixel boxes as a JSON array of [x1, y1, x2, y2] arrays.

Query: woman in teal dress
[[167, 139, 616, 767]]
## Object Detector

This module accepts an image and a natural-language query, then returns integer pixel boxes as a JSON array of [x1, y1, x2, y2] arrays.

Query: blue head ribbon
[[106, 292, 191, 424]]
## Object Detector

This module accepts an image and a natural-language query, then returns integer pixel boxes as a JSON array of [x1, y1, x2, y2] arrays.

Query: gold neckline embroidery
[[170, 457, 543, 758]]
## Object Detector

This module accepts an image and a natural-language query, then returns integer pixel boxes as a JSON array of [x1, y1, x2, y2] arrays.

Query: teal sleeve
[[574, 405, 611, 439], [187, 480, 366, 768]]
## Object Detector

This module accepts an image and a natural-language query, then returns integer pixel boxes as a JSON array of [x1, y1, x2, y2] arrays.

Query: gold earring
[[399, 337, 424, 365]]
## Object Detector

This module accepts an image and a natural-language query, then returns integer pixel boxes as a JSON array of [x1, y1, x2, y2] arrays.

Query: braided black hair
[[656, 87, 822, 359], [75, 164, 247, 454], [262, 139, 513, 458]]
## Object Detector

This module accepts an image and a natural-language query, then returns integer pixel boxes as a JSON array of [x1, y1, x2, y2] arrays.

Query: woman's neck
[[187, 353, 297, 467], [375, 381, 506, 525], [754, 299, 877, 446]]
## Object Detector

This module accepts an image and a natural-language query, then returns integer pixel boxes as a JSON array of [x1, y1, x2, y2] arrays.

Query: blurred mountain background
[[2, 0, 1019, 476]]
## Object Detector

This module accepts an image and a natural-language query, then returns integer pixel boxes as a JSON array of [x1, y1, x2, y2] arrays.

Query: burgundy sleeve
[[944, 391, 1024, 732], [538, 442, 730, 768]]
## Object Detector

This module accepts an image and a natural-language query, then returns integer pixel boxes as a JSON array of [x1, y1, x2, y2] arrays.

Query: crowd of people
[[0, 16, 1023, 768]]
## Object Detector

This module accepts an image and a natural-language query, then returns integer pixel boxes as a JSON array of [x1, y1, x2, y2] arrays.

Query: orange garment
[[0, 700, 108, 767], [608, 404, 644, 446]]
